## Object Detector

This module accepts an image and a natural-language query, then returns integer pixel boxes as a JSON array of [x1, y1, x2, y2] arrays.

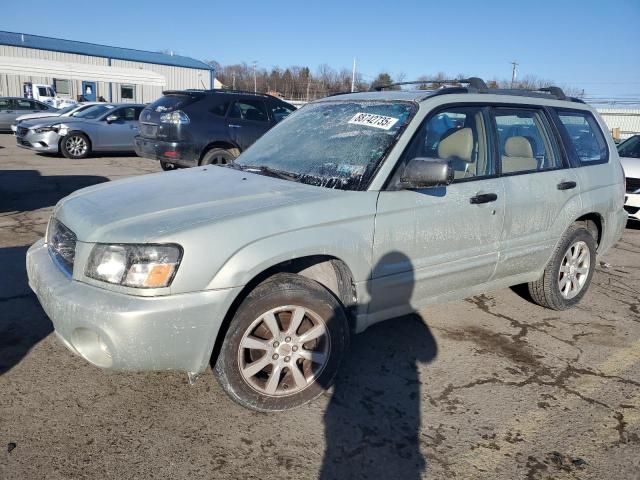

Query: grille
[[139, 123, 158, 138], [47, 218, 77, 275], [16, 126, 28, 137], [627, 177, 640, 193]]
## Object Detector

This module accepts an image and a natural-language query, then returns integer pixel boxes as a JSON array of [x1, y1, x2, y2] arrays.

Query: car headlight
[[86, 244, 182, 288], [34, 124, 61, 134]]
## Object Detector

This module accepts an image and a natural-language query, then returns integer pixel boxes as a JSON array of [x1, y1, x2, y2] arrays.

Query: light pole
[[252, 61, 257, 93]]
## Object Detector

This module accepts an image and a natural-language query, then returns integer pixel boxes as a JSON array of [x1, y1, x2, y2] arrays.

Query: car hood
[[55, 166, 339, 243], [621, 156, 640, 179]]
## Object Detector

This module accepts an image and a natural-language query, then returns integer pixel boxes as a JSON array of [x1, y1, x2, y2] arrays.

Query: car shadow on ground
[[0, 169, 109, 213], [0, 246, 53, 375], [319, 252, 438, 479]]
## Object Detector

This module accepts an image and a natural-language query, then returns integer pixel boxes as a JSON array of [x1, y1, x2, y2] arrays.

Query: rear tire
[[200, 148, 237, 166], [527, 224, 597, 310], [60, 133, 90, 159], [214, 273, 350, 412]]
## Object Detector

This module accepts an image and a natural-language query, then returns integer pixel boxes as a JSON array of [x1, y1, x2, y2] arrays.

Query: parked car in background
[[618, 134, 640, 221], [134, 89, 296, 170], [0, 97, 57, 131], [23, 82, 77, 109], [16, 103, 145, 158], [27, 80, 625, 412], [11, 102, 99, 132]]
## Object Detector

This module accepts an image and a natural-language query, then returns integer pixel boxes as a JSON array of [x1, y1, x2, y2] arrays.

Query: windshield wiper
[[235, 164, 300, 182]]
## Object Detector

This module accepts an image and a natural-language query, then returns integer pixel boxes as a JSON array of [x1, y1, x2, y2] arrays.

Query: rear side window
[[556, 110, 608, 165], [210, 101, 230, 117], [493, 108, 561, 174], [0, 98, 10, 109], [149, 94, 197, 113]]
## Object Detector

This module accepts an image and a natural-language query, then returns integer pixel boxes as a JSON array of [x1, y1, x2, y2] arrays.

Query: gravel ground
[[1, 134, 639, 479]]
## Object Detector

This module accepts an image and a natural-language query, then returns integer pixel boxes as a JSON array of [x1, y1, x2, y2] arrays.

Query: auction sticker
[[348, 112, 399, 130]]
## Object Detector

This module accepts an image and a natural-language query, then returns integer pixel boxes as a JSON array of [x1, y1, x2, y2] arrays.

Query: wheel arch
[[208, 255, 357, 367], [59, 129, 93, 151], [574, 212, 603, 248]]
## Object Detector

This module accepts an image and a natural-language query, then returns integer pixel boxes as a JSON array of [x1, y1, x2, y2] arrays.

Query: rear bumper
[[134, 136, 199, 167], [26, 238, 242, 374]]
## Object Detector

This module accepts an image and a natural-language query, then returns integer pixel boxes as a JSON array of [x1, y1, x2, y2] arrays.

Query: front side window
[[235, 101, 415, 190], [556, 110, 608, 164], [112, 107, 141, 121], [401, 106, 492, 180], [618, 135, 640, 159], [121, 85, 135, 100], [271, 103, 295, 123], [229, 100, 268, 122], [210, 101, 230, 117], [37, 87, 49, 97], [494, 108, 561, 174]]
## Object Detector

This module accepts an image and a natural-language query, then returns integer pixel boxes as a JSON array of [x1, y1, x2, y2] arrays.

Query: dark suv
[[134, 90, 296, 170]]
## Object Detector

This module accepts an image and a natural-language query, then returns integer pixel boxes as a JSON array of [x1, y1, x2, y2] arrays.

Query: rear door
[[227, 98, 272, 151], [492, 106, 580, 279]]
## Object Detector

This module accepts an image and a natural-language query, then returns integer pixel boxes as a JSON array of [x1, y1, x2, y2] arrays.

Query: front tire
[[214, 273, 350, 412], [528, 224, 597, 310], [60, 133, 90, 159]]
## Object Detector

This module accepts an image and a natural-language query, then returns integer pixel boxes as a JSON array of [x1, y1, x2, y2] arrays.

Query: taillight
[[159, 110, 190, 125]]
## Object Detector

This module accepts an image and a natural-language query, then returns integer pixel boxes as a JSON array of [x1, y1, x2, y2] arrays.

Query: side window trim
[[489, 105, 567, 177]]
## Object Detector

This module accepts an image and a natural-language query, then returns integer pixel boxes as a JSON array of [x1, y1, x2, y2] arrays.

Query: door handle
[[470, 193, 498, 204], [228, 124, 242, 128], [557, 181, 577, 190]]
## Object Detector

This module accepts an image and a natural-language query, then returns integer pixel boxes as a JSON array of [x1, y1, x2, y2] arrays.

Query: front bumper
[[26, 238, 241, 374], [15, 129, 61, 153], [624, 192, 640, 221], [134, 136, 199, 167]]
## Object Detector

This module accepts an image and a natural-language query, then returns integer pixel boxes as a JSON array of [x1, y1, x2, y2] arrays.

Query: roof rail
[[371, 77, 488, 92], [538, 86, 566, 100], [162, 88, 274, 98]]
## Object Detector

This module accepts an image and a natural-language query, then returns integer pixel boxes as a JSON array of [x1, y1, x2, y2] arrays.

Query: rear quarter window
[[555, 110, 609, 165]]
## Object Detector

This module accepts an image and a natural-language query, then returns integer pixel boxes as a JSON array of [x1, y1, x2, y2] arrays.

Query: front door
[[82, 81, 97, 102], [98, 106, 141, 150], [491, 106, 581, 279], [370, 105, 505, 321], [227, 99, 272, 151]]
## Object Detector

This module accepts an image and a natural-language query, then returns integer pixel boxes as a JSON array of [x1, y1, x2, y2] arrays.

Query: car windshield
[[618, 135, 640, 159], [234, 101, 415, 190], [56, 105, 78, 115], [73, 104, 115, 119]]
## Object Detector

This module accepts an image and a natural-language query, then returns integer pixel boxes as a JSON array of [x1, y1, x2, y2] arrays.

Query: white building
[[596, 108, 640, 141], [0, 31, 215, 104]]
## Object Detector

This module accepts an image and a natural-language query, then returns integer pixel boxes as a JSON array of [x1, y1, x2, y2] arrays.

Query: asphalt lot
[[0, 133, 639, 480]]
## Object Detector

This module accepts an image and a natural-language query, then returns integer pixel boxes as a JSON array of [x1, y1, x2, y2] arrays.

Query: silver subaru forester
[[27, 78, 626, 411]]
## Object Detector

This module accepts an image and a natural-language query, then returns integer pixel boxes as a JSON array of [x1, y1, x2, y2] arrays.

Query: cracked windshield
[[234, 101, 415, 190]]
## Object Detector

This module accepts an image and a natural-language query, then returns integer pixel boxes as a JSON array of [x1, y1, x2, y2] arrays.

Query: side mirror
[[105, 114, 118, 123], [399, 158, 454, 189]]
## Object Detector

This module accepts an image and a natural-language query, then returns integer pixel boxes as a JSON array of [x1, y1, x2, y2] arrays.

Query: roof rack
[[162, 88, 273, 98], [372, 77, 488, 92], [369, 76, 580, 103]]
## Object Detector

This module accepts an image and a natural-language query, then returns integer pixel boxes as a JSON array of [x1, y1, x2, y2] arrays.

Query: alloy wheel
[[558, 240, 590, 299]]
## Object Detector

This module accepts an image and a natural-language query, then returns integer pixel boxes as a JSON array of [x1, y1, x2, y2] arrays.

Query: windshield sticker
[[348, 112, 399, 130]]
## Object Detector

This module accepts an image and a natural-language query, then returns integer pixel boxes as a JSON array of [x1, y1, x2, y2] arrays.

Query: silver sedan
[[15, 103, 145, 159]]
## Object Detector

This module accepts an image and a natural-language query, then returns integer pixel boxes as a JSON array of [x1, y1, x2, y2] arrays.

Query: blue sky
[[1, 0, 638, 100]]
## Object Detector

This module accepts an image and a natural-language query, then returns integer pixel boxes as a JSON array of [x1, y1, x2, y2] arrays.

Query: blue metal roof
[[0, 31, 213, 71]]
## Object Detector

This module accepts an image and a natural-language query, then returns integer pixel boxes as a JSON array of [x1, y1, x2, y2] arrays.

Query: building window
[[53, 79, 70, 95], [121, 85, 135, 100]]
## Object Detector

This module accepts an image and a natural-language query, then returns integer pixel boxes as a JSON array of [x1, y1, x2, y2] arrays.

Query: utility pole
[[510, 61, 518, 88], [351, 58, 357, 93], [306, 79, 310, 101], [252, 61, 257, 93]]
